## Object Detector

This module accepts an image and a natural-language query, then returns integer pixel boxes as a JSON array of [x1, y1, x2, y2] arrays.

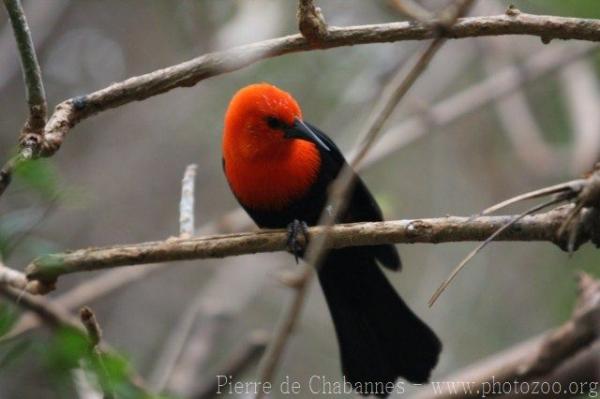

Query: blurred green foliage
[[13, 159, 62, 201], [0, 308, 162, 398], [0, 304, 17, 338], [0, 207, 60, 259], [0, 158, 87, 261], [527, 0, 600, 19], [43, 327, 162, 399], [0, 305, 30, 372]]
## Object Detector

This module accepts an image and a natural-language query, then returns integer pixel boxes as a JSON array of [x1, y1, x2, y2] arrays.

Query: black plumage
[[228, 120, 441, 397]]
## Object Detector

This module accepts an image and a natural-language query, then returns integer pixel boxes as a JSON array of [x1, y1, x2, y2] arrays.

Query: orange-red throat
[[222, 83, 322, 211]]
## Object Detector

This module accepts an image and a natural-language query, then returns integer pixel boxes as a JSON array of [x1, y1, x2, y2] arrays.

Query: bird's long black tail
[[317, 248, 441, 397]]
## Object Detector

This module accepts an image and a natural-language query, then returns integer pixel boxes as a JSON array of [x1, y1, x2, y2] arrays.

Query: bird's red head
[[222, 83, 323, 210], [223, 83, 303, 160]]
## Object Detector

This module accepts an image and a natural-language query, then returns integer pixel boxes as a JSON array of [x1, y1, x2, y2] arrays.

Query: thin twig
[[560, 61, 600, 174], [353, 0, 475, 171], [479, 180, 585, 216], [390, 0, 433, 23], [148, 290, 205, 393], [429, 194, 569, 307], [79, 306, 114, 399], [427, 165, 600, 305], [478, 25, 558, 175], [0, 1, 63, 197], [163, 252, 279, 396], [1, 265, 164, 341], [254, 33, 450, 399], [80, 306, 102, 348], [2, 0, 47, 133], [254, 266, 312, 399], [194, 330, 270, 399], [179, 164, 197, 238], [254, 2, 473, 394], [353, 39, 446, 170], [0, 284, 80, 329], [364, 42, 598, 166]]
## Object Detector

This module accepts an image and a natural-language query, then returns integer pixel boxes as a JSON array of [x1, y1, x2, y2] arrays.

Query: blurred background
[[0, 0, 599, 398]]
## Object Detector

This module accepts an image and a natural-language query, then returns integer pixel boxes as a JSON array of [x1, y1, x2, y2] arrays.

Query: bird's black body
[[229, 122, 441, 397]]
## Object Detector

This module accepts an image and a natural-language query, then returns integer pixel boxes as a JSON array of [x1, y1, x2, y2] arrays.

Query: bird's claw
[[286, 219, 309, 264]]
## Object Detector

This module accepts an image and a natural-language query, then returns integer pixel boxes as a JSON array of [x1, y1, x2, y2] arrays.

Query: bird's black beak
[[283, 118, 331, 152]]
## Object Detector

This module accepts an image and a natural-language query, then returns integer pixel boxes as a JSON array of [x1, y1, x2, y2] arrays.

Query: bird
[[222, 82, 441, 397]]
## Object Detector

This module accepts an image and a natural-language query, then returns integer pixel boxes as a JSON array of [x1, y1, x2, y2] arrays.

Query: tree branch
[[0, 0, 48, 197], [28, 12, 600, 158], [0, 11, 598, 198], [22, 205, 598, 287], [2, 0, 47, 133]]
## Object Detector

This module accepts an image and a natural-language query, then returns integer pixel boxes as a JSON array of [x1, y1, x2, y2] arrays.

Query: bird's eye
[[266, 116, 282, 129]]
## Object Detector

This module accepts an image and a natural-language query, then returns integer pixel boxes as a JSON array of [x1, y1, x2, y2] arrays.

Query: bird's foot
[[286, 219, 309, 264]]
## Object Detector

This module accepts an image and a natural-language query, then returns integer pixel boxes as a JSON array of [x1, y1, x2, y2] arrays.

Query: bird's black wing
[[306, 122, 401, 270]]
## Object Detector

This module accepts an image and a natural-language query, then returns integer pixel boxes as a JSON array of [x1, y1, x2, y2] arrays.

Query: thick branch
[[36, 13, 600, 157], [24, 206, 595, 285]]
